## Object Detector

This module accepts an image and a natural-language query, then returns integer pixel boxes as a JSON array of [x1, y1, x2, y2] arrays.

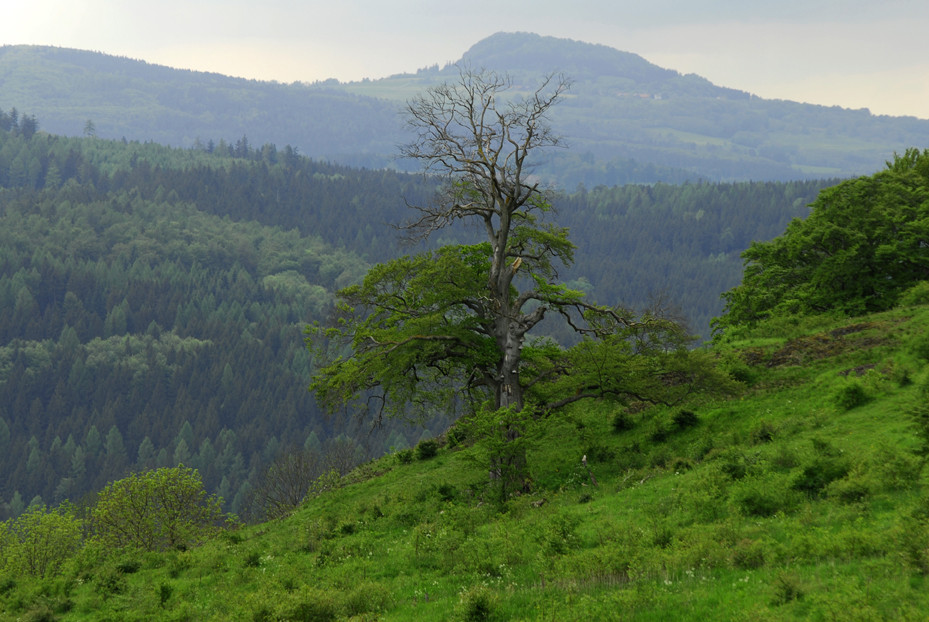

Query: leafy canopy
[[90, 466, 227, 552], [716, 148, 929, 332], [308, 68, 719, 426]]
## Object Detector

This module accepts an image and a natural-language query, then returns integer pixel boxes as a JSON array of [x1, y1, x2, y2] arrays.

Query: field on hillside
[[5, 301, 929, 620]]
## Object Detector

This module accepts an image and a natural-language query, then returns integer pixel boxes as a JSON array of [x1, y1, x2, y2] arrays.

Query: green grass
[[4, 305, 929, 620]]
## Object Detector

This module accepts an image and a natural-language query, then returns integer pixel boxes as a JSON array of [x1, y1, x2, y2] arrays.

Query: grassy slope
[[7, 305, 929, 620]]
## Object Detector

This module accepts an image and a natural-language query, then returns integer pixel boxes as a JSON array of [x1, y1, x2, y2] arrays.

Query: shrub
[[750, 420, 776, 444], [792, 457, 849, 498], [437, 483, 457, 502], [834, 380, 869, 411], [416, 439, 439, 460], [446, 425, 467, 448], [911, 377, 929, 458], [827, 475, 871, 504], [899, 281, 929, 307], [159, 583, 173, 607], [669, 456, 694, 472], [457, 585, 496, 622], [537, 513, 580, 556], [734, 476, 798, 517], [246, 448, 328, 521], [649, 421, 672, 443], [719, 450, 748, 480], [306, 469, 343, 498], [278, 588, 337, 622], [673, 409, 699, 429], [611, 411, 634, 433], [731, 538, 766, 569], [583, 443, 615, 463], [1, 504, 83, 578], [115, 559, 141, 574], [771, 572, 804, 605], [343, 581, 392, 617], [395, 448, 414, 464], [91, 466, 226, 552], [736, 486, 783, 518]]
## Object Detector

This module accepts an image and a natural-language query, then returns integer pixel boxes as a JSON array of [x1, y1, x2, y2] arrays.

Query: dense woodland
[[1, 146, 928, 620], [0, 109, 835, 518]]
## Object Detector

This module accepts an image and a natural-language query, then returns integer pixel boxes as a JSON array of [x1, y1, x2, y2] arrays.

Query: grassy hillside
[[6, 301, 929, 620]]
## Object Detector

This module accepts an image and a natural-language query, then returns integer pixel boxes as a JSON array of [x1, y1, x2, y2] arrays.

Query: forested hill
[[3, 33, 928, 186], [0, 117, 834, 518]]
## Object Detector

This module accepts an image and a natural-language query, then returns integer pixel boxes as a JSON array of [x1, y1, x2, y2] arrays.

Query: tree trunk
[[488, 317, 529, 500]]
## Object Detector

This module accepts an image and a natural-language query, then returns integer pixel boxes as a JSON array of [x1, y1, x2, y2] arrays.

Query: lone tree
[[308, 69, 718, 494]]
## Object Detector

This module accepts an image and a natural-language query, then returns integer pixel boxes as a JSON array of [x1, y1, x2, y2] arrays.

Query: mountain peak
[[458, 32, 679, 84]]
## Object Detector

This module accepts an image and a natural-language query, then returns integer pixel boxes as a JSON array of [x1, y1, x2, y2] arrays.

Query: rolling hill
[[2, 32, 927, 186]]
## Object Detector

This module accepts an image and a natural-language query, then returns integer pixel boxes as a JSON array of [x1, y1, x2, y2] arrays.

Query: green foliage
[[717, 148, 929, 331], [6, 308, 929, 620], [416, 439, 439, 461], [305, 469, 343, 499], [734, 475, 799, 517], [0, 504, 82, 578], [463, 407, 539, 504], [792, 456, 850, 498], [0, 121, 837, 511], [90, 466, 227, 551], [898, 281, 929, 307], [833, 380, 871, 411], [910, 375, 929, 459], [456, 585, 497, 621], [672, 409, 699, 429], [770, 572, 805, 606], [611, 411, 635, 433]]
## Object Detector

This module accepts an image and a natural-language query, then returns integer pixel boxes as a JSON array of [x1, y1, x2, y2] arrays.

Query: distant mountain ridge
[[2, 33, 927, 184]]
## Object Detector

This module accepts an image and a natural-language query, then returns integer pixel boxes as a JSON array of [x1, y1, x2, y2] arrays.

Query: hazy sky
[[4, 0, 928, 119]]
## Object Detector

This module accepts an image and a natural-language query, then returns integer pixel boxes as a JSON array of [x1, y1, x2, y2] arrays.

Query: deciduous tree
[[90, 466, 227, 551], [308, 69, 718, 496]]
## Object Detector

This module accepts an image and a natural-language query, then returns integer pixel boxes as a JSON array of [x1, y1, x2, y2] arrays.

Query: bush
[[898, 281, 929, 307], [792, 457, 850, 498], [343, 581, 392, 617], [90, 466, 226, 552], [457, 585, 496, 622], [673, 409, 699, 429], [583, 443, 615, 463], [416, 439, 439, 460], [437, 483, 457, 502], [834, 381, 870, 410], [732, 538, 766, 569], [750, 421, 776, 444], [734, 476, 798, 517], [736, 486, 783, 518], [1, 504, 83, 578], [611, 411, 634, 433], [395, 448, 414, 464], [271, 587, 338, 622], [718, 450, 748, 480], [246, 448, 328, 521], [771, 572, 804, 605]]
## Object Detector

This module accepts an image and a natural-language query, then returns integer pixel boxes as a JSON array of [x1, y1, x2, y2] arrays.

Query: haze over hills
[[2, 32, 927, 186]]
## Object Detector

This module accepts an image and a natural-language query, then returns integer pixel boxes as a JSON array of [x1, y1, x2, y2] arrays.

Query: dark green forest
[[0, 109, 835, 519]]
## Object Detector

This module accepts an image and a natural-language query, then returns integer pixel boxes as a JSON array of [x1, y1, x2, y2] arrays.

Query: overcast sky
[[3, 0, 928, 119]]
